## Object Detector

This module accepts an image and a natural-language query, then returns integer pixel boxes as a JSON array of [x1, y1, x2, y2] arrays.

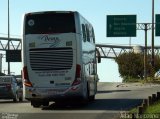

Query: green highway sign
[[107, 15, 137, 37], [156, 14, 160, 36]]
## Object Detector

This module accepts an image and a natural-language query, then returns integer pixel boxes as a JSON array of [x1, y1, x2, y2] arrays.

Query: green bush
[[115, 52, 160, 82]]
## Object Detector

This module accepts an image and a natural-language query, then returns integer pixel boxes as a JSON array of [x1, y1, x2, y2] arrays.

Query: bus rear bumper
[[25, 84, 84, 101]]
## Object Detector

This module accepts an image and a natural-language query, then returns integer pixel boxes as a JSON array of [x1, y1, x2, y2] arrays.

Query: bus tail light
[[72, 78, 81, 86], [23, 66, 33, 87], [76, 64, 81, 78], [72, 64, 81, 86]]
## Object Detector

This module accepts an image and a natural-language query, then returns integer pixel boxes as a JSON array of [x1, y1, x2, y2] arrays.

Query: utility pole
[[8, 0, 10, 75]]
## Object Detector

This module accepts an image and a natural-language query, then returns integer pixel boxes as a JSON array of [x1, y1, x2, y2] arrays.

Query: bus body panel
[[79, 14, 97, 96], [25, 33, 76, 88]]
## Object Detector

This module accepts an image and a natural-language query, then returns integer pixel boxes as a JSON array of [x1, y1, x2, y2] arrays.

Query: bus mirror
[[96, 48, 101, 63], [98, 56, 101, 63]]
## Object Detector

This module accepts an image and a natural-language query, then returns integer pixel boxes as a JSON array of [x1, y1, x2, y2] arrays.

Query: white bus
[[22, 11, 100, 107]]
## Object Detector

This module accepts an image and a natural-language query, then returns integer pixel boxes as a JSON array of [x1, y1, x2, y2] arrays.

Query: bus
[[22, 11, 100, 107]]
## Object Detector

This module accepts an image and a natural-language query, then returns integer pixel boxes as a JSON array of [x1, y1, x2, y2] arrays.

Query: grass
[[145, 101, 160, 113], [130, 107, 138, 113], [120, 101, 160, 119]]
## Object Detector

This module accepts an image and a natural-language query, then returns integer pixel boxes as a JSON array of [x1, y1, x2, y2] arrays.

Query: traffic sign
[[107, 15, 137, 37], [6, 50, 21, 62], [156, 14, 160, 36]]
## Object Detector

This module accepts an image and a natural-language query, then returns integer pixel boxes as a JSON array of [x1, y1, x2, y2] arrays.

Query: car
[[155, 69, 160, 78], [0, 75, 23, 102]]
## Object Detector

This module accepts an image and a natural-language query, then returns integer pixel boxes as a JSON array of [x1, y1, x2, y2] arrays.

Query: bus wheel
[[82, 83, 89, 104], [43, 101, 49, 106], [19, 97, 23, 102], [89, 95, 95, 101], [31, 101, 41, 108], [13, 93, 18, 102]]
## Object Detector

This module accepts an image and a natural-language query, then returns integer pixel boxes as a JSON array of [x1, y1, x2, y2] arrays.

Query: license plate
[[0, 86, 5, 88], [47, 89, 65, 95]]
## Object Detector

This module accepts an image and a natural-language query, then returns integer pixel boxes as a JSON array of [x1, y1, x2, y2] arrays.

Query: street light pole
[[144, 24, 148, 80], [151, 0, 155, 69], [8, 0, 10, 75]]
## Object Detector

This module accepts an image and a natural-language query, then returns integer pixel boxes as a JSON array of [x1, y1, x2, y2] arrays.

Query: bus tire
[[31, 101, 41, 108], [82, 83, 89, 103], [43, 101, 49, 106], [89, 95, 95, 101], [13, 93, 18, 102], [19, 97, 23, 102]]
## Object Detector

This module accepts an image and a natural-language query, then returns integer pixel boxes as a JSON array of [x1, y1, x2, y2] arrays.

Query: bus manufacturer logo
[[41, 35, 60, 42], [28, 19, 35, 26], [40, 35, 61, 47]]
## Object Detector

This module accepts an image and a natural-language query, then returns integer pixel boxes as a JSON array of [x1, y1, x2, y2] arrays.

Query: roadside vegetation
[[115, 52, 160, 83], [126, 101, 160, 119], [145, 101, 160, 113], [130, 100, 160, 113]]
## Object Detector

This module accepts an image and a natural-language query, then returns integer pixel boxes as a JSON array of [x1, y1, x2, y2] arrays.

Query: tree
[[115, 52, 160, 81]]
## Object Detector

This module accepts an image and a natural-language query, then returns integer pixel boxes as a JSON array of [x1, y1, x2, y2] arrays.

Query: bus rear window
[[25, 13, 75, 34]]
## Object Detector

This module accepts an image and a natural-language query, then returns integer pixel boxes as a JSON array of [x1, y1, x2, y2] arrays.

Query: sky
[[0, 0, 160, 82]]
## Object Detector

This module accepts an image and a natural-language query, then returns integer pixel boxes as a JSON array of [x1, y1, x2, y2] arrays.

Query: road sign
[[6, 50, 21, 62], [107, 15, 137, 37], [156, 14, 160, 36]]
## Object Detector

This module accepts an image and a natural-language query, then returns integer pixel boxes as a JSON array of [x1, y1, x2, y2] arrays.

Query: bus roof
[[25, 11, 78, 16]]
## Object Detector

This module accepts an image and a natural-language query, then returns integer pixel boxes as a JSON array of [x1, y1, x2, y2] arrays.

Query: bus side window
[[82, 24, 86, 42], [92, 28, 95, 43], [89, 64, 90, 75], [89, 26, 93, 43], [85, 24, 90, 42]]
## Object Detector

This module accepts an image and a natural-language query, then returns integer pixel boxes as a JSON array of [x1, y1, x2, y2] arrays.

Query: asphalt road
[[0, 82, 160, 119]]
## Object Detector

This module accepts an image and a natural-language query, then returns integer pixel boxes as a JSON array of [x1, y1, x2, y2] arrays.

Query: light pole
[[151, 0, 155, 66], [8, 0, 10, 75], [151, 0, 155, 79]]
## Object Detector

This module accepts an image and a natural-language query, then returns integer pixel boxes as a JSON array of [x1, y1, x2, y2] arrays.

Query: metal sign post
[[144, 24, 148, 80], [137, 23, 153, 80]]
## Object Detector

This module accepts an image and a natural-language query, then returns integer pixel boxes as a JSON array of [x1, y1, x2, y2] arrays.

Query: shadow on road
[[42, 98, 142, 111], [0, 100, 29, 104], [97, 90, 131, 94]]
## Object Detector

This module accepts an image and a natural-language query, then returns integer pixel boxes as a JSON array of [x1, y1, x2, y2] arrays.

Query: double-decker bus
[[22, 11, 100, 107]]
